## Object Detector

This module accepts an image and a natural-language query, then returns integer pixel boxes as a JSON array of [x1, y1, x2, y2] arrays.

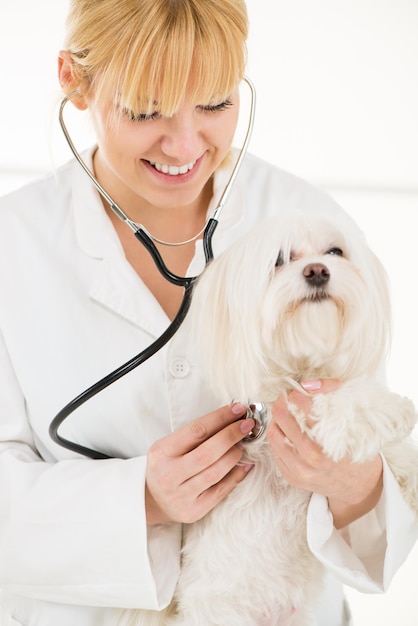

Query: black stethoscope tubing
[[49, 219, 217, 459], [49, 79, 255, 459]]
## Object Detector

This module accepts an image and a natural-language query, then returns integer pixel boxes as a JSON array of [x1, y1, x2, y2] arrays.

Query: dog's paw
[[297, 379, 417, 462]]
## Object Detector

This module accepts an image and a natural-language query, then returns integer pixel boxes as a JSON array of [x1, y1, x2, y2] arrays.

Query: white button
[[169, 358, 191, 378]]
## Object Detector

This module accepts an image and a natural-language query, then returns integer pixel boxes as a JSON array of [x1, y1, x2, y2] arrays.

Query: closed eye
[[122, 108, 161, 123], [199, 100, 233, 114]]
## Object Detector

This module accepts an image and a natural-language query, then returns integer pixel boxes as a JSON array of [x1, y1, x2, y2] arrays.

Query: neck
[[92, 150, 213, 246]]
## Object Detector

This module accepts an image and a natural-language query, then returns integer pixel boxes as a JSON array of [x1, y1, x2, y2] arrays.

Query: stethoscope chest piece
[[242, 401, 267, 442]]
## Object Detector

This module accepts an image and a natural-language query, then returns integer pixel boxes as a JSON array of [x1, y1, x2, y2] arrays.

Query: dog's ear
[[361, 247, 392, 368], [189, 214, 303, 400], [336, 225, 391, 376], [189, 232, 276, 402]]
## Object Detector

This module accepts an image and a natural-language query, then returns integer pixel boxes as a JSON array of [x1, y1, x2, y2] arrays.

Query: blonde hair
[[64, 0, 248, 116]]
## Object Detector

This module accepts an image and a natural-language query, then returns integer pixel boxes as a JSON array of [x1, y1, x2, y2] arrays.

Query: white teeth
[[149, 160, 196, 176]]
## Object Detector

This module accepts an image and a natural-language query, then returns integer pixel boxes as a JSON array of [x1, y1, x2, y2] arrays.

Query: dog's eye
[[326, 247, 344, 257], [275, 251, 284, 267]]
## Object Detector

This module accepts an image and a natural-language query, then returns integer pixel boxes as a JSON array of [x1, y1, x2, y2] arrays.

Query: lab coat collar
[[71, 147, 119, 260], [69, 147, 245, 333], [70, 148, 170, 334]]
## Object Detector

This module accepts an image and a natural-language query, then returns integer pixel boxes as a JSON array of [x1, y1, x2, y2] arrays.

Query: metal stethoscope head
[[49, 77, 258, 459]]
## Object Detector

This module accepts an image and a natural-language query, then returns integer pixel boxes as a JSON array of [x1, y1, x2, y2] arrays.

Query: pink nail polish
[[240, 418, 255, 434], [231, 402, 247, 415], [301, 379, 322, 392]]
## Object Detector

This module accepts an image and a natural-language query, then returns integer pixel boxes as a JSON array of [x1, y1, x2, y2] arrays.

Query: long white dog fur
[[121, 209, 418, 626]]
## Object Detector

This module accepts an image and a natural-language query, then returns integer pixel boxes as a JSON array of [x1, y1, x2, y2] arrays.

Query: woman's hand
[[145, 403, 255, 525], [266, 379, 384, 529]]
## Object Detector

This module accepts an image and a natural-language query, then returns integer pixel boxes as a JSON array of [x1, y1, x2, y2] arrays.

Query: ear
[[58, 50, 88, 111]]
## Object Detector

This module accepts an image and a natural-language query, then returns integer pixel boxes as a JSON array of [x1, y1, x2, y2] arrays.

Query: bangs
[[80, 0, 247, 117]]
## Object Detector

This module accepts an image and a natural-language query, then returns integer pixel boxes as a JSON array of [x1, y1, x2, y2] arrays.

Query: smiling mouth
[[147, 159, 197, 176]]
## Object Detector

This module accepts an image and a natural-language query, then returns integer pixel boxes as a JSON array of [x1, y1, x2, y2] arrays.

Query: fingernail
[[231, 402, 247, 416], [240, 418, 255, 434], [301, 379, 322, 392], [244, 463, 255, 473]]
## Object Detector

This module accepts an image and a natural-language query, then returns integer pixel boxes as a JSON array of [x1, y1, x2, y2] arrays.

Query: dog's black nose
[[303, 263, 330, 287]]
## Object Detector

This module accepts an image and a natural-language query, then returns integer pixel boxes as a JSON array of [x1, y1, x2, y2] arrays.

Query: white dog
[[123, 209, 418, 626]]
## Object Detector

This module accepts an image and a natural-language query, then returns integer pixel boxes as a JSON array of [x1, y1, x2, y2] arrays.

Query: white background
[[1, 1, 418, 623]]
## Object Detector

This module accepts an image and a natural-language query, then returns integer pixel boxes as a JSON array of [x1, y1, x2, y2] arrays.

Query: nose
[[303, 263, 330, 287], [159, 110, 202, 162]]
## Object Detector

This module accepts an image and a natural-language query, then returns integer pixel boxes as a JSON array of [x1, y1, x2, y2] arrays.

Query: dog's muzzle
[[242, 402, 267, 442]]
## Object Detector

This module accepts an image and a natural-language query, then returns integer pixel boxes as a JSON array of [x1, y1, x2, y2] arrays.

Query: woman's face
[[87, 88, 240, 216]]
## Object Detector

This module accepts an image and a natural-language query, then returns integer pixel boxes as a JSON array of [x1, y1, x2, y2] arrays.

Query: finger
[[300, 378, 341, 394], [300, 379, 341, 429], [162, 403, 249, 457], [266, 419, 295, 455], [267, 407, 324, 466], [266, 415, 304, 457], [147, 431, 254, 524], [266, 422, 330, 490], [189, 463, 254, 522], [266, 422, 308, 485], [184, 439, 250, 496], [180, 416, 255, 481], [270, 396, 310, 446], [272, 379, 341, 437]]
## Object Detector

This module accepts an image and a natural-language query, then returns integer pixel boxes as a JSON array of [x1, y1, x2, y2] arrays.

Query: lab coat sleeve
[[0, 331, 181, 610], [306, 455, 418, 592]]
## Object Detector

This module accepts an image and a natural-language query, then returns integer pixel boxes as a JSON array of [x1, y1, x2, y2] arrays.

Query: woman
[[0, 1, 416, 624]]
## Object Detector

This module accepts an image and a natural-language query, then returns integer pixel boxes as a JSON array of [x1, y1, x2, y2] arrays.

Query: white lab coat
[[0, 149, 416, 626]]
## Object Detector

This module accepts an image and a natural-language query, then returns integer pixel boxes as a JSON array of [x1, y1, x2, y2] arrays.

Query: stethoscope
[[49, 76, 266, 459]]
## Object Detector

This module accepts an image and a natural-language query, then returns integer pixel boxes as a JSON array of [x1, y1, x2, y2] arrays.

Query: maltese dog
[[127, 209, 418, 626]]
